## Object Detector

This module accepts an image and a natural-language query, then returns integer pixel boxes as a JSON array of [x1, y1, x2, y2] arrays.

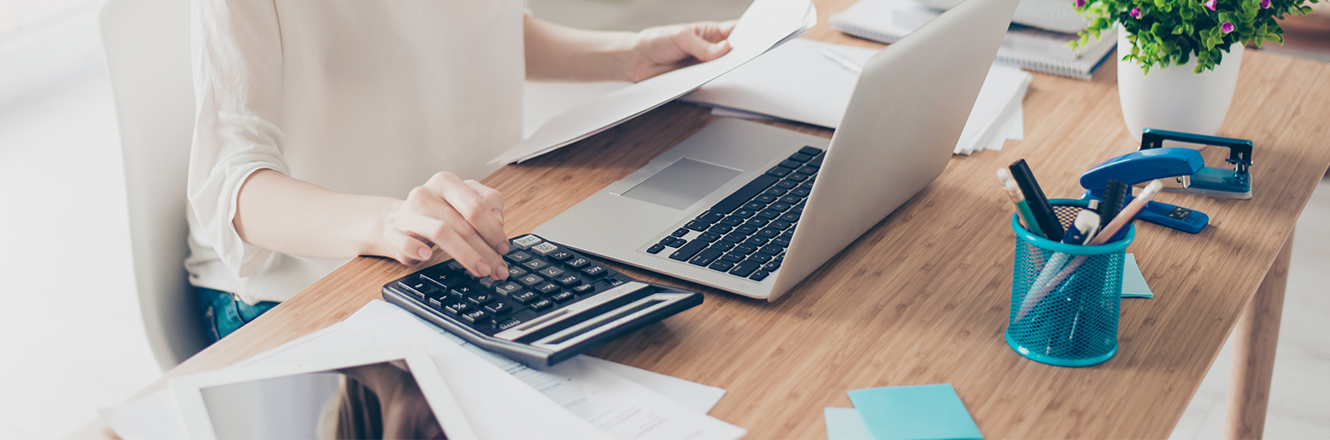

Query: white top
[[185, 0, 525, 304]]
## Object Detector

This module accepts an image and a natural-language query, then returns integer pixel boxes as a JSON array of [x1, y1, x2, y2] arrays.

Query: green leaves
[[1069, 0, 1312, 73]]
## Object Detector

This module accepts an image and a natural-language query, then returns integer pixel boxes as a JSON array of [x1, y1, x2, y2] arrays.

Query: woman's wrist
[[359, 196, 407, 259]]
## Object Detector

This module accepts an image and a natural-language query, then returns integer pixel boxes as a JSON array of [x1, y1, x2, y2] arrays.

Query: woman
[[188, 0, 735, 341]]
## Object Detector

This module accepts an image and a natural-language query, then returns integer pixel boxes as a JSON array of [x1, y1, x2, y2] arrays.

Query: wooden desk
[[83, 1, 1330, 438]]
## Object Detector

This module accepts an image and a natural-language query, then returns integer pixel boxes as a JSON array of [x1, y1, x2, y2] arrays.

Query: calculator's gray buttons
[[512, 235, 542, 249], [531, 242, 558, 255]]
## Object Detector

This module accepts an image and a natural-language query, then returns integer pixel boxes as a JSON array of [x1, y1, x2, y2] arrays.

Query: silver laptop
[[536, 0, 1020, 301]]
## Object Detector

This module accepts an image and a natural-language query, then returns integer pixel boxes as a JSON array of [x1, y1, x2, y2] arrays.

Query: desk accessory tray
[[383, 234, 703, 366]]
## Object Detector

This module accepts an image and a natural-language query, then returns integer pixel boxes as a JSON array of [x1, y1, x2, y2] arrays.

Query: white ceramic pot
[[1116, 26, 1243, 140]]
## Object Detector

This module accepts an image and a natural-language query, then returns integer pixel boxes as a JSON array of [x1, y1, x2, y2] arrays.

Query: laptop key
[[754, 194, 777, 204], [755, 209, 780, 220], [744, 218, 769, 227], [719, 216, 744, 226], [757, 228, 780, 238], [744, 202, 767, 211], [766, 166, 794, 178], [712, 241, 735, 251], [771, 220, 793, 230], [764, 187, 788, 196], [775, 180, 798, 189], [779, 159, 803, 169], [750, 254, 772, 263], [734, 244, 757, 255], [709, 261, 735, 272], [698, 211, 725, 223], [749, 270, 771, 281], [708, 224, 733, 234], [787, 172, 810, 182], [809, 154, 825, 167], [770, 202, 791, 212], [772, 238, 791, 248], [779, 213, 801, 223], [669, 240, 709, 261], [647, 244, 665, 254], [730, 260, 761, 277], [779, 195, 801, 204], [711, 174, 778, 213], [689, 248, 723, 266], [732, 209, 756, 219], [735, 225, 758, 236], [788, 152, 813, 162], [798, 165, 819, 175], [685, 220, 710, 231], [671, 228, 689, 237], [744, 236, 770, 247], [720, 252, 744, 263], [798, 146, 824, 155], [720, 233, 745, 243], [664, 238, 684, 248], [759, 244, 785, 255], [699, 232, 721, 242]]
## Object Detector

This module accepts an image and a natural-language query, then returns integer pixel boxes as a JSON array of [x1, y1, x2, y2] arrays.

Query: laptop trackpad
[[621, 158, 741, 210]]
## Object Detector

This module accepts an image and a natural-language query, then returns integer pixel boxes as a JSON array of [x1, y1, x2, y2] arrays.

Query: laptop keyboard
[[645, 146, 825, 282]]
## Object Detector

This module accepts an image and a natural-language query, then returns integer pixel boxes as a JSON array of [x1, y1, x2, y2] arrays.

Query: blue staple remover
[[1137, 129, 1253, 199]]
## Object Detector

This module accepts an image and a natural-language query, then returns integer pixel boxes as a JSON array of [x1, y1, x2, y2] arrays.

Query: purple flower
[[1221, 21, 1235, 33], [1129, 7, 1142, 17], [1075, 0, 1085, 8], [1204, 0, 1216, 10], [1260, 0, 1270, 8]]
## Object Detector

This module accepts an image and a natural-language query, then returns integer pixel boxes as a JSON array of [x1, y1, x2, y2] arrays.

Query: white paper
[[525, 81, 632, 139], [953, 65, 1032, 154], [339, 301, 743, 439], [98, 392, 186, 440], [582, 356, 727, 415], [683, 38, 876, 129], [492, 0, 817, 164]]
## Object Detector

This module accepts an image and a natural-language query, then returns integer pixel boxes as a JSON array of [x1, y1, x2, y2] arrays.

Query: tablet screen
[[199, 360, 446, 439]]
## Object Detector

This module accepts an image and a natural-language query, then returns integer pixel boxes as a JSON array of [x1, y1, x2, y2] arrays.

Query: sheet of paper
[[825, 407, 874, 440], [682, 38, 874, 129], [525, 81, 632, 139], [708, 105, 780, 122], [338, 301, 742, 440], [1122, 253, 1153, 298], [582, 356, 728, 414], [492, 0, 817, 164], [847, 384, 983, 440], [954, 66, 1032, 155], [98, 391, 186, 440]]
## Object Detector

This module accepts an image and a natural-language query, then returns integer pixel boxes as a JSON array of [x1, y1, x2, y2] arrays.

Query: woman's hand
[[628, 21, 737, 82], [379, 172, 509, 279]]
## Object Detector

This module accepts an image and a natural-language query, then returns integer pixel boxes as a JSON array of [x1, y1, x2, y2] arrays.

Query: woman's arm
[[524, 15, 736, 83], [191, 0, 509, 279]]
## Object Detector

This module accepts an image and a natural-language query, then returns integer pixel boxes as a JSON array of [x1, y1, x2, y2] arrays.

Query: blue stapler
[[1080, 147, 1211, 233], [1138, 129, 1253, 199]]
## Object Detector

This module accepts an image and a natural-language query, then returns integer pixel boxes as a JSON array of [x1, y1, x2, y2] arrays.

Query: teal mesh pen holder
[[1007, 199, 1134, 367]]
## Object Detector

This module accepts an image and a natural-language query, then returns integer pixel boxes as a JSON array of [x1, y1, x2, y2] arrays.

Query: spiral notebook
[[829, 0, 1116, 80]]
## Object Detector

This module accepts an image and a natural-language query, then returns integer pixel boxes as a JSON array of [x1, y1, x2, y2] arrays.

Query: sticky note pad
[[825, 408, 874, 440], [847, 384, 982, 440], [1121, 253, 1153, 298]]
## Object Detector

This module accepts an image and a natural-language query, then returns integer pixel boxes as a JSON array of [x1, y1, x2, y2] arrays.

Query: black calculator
[[382, 234, 704, 366]]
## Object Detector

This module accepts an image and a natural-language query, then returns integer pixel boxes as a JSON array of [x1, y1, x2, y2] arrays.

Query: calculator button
[[505, 251, 533, 263], [444, 302, 472, 315], [554, 274, 581, 286], [531, 242, 559, 256], [445, 261, 466, 272], [522, 259, 549, 271], [468, 294, 495, 305], [511, 235, 542, 250], [484, 302, 512, 316], [476, 278, 497, 288], [451, 286, 475, 297], [528, 299, 554, 312], [511, 290, 539, 304], [421, 272, 457, 288], [605, 278, 625, 287], [428, 296, 447, 309], [581, 265, 607, 278], [398, 281, 436, 300], [497, 317, 522, 330], [565, 257, 590, 269], [460, 309, 489, 324], [572, 284, 595, 295], [507, 266, 528, 279], [494, 282, 522, 296], [517, 274, 545, 287], [548, 251, 574, 261], [538, 267, 566, 278], [534, 282, 560, 294], [550, 291, 575, 303]]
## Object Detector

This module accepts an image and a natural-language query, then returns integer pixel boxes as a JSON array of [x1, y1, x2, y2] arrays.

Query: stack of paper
[[680, 38, 1031, 155], [826, 384, 983, 440], [101, 301, 744, 440], [493, 0, 818, 164], [828, 0, 1117, 80]]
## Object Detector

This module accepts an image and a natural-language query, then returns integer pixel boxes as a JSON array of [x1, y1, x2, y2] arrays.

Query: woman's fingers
[[424, 173, 508, 257], [464, 179, 509, 255], [382, 223, 434, 266], [393, 214, 507, 279], [669, 25, 731, 62]]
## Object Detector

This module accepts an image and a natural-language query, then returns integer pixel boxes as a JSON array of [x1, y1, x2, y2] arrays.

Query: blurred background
[[0, 0, 1325, 437]]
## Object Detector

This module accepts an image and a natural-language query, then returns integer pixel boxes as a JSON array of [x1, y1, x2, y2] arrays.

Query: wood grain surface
[[81, 1, 1330, 438]]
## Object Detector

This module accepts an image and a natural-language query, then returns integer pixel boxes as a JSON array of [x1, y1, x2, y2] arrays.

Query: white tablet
[[171, 346, 475, 440]]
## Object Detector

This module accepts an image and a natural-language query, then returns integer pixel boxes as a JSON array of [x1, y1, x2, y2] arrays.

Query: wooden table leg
[[1224, 228, 1294, 440]]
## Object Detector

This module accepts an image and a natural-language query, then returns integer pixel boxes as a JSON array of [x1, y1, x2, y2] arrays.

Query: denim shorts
[[197, 287, 279, 343]]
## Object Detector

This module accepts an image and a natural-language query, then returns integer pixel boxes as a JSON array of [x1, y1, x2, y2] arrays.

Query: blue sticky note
[[847, 384, 982, 440], [1121, 253, 1153, 298], [826, 408, 874, 440]]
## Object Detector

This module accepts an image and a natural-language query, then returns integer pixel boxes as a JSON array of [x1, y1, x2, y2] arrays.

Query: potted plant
[[1071, 0, 1322, 139]]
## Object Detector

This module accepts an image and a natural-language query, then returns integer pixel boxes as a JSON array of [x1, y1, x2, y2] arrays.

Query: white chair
[[99, 0, 206, 371]]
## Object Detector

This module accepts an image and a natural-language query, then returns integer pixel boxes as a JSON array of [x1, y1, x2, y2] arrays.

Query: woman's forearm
[[233, 169, 398, 260], [523, 16, 637, 82]]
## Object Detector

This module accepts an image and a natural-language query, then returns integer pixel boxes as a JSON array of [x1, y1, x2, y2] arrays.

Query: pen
[[1089, 180, 1162, 246], [1008, 159, 1064, 242], [820, 49, 863, 74], [1061, 200, 1100, 245], [1099, 180, 1128, 232], [997, 168, 1045, 238]]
